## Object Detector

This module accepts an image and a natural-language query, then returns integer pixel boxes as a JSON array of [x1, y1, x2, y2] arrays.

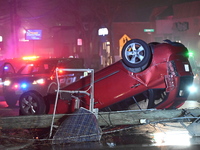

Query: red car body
[[50, 39, 193, 114]]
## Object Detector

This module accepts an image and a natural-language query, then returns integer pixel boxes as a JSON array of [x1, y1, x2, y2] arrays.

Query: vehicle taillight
[[168, 61, 178, 76]]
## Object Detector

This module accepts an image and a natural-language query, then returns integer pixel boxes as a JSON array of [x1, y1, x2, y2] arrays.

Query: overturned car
[[19, 39, 194, 115]]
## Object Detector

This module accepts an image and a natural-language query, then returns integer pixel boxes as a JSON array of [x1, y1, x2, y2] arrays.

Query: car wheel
[[121, 39, 152, 71], [5, 93, 18, 107], [19, 92, 46, 115], [47, 82, 57, 94]]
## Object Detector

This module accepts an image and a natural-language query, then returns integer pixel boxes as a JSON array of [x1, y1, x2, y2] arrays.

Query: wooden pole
[[0, 109, 200, 129]]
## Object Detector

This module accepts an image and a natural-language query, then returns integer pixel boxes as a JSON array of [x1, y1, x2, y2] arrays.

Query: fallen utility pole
[[0, 108, 200, 129]]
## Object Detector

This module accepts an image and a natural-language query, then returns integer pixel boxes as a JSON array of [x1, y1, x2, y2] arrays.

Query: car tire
[[121, 39, 152, 71], [5, 93, 18, 107], [47, 82, 57, 94], [19, 92, 46, 115]]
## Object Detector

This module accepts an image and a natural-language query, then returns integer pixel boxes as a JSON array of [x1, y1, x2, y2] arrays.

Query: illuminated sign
[[144, 29, 155, 32], [77, 38, 82, 46], [25, 29, 42, 40], [98, 28, 108, 36]]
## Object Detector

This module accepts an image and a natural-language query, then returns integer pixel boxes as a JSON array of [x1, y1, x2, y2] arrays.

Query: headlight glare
[[4, 80, 11, 86], [188, 85, 197, 93], [33, 78, 45, 84]]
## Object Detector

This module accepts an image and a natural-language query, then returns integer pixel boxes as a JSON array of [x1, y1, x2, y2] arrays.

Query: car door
[[0, 62, 16, 95]]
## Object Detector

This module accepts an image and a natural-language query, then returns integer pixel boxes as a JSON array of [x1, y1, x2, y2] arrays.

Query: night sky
[[1, 0, 200, 24], [116, 0, 200, 22]]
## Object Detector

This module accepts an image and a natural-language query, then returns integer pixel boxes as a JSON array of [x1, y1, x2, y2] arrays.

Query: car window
[[19, 63, 55, 75], [3, 63, 15, 75]]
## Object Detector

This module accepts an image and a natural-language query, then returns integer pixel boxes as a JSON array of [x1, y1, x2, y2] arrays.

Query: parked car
[[19, 39, 194, 115], [0, 58, 26, 97], [2, 57, 85, 111]]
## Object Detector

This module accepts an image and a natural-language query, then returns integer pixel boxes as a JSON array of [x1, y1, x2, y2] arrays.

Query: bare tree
[[89, 0, 122, 65]]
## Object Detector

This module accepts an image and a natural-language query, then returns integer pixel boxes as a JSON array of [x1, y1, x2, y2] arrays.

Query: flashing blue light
[[21, 83, 27, 88]]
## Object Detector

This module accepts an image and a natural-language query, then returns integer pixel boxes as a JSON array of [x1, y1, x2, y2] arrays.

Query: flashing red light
[[59, 69, 63, 74], [14, 84, 19, 88]]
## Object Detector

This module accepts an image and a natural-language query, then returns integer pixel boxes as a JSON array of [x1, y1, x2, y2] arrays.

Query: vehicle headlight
[[188, 85, 197, 93], [33, 78, 45, 85], [4, 80, 11, 86]]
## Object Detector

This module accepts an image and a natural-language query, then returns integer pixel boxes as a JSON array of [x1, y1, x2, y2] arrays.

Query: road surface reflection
[[1, 98, 200, 149]]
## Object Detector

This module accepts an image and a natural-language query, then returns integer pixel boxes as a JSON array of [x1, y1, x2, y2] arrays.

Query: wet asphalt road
[[1, 96, 200, 149], [0, 96, 19, 117]]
